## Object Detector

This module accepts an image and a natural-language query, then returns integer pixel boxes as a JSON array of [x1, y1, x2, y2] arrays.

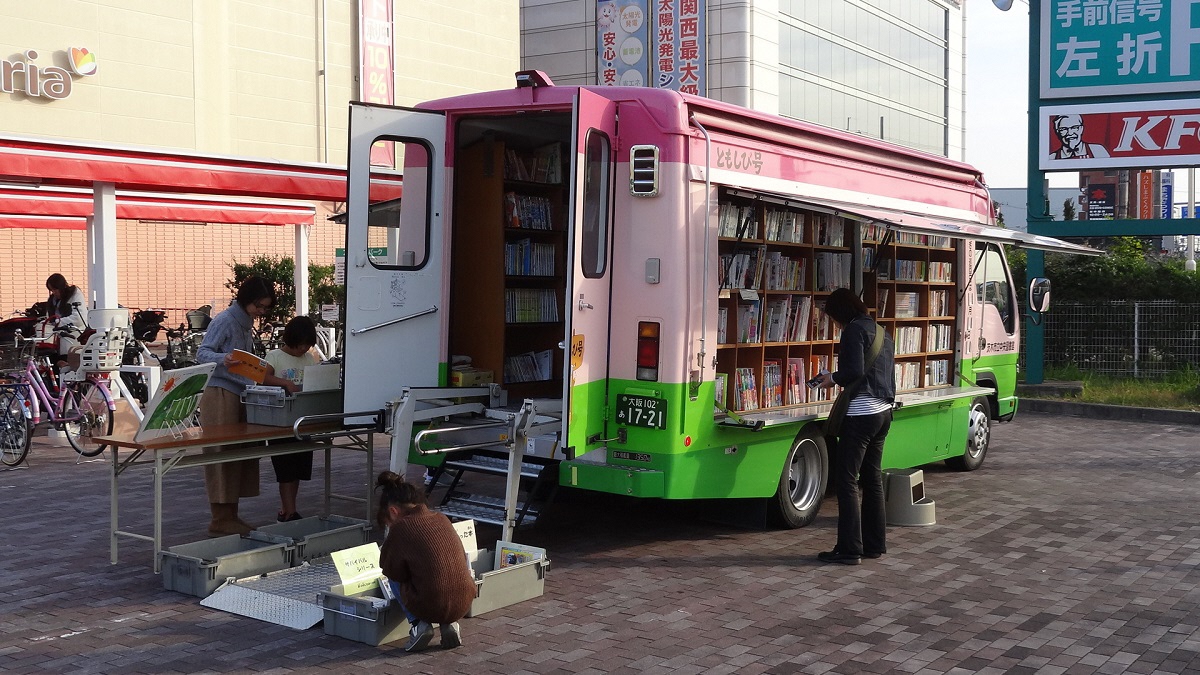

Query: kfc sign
[[1040, 100, 1200, 170], [1, 48, 97, 100]]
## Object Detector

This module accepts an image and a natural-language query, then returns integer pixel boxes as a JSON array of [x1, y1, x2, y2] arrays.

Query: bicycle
[[0, 328, 125, 460]]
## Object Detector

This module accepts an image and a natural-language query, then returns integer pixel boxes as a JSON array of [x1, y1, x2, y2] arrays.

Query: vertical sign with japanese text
[[360, 0, 395, 167], [651, 0, 705, 95], [1162, 170, 1174, 217], [1041, 0, 1200, 98], [1138, 170, 1154, 218], [597, 1, 649, 86]]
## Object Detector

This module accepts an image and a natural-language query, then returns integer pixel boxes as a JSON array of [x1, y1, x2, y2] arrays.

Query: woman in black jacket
[[810, 288, 895, 565]]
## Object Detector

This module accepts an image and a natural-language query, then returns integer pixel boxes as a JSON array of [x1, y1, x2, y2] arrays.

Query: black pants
[[834, 409, 892, 556]]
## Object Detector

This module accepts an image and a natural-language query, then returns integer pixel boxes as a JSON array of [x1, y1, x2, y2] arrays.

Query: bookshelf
[[715, 189, 960, 414], [450, 138, 567, 399], [715, 192, 846, 413], [862, 224, 957, 392]]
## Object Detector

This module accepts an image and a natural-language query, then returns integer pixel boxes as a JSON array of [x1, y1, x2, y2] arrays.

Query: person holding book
[[196, 276, 276, 537], [262, 315, 321, 522], [809, 288, 895, 565], [376, 472, 476, 652]]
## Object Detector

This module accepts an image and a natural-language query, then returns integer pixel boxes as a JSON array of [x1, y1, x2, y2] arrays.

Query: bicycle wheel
[[62, 379, 113, 457], [0, 388, 32, 467]]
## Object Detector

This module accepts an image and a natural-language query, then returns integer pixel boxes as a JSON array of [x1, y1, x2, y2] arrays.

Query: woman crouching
[[376, 471, 476, 652]]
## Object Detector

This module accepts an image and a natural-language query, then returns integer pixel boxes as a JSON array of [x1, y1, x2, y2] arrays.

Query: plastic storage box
[[160, 534, 293, 598], [467, 542, 550, 617], [241, 385, 342, 426], [250, 515, 372, 564], [319, 586, 411, 646]]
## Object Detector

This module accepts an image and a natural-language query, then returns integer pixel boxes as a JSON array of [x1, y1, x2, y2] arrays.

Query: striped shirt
[[846, 394, 893, 416]]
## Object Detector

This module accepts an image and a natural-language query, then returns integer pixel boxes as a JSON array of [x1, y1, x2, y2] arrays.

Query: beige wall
[[1, 0, 519, 322]]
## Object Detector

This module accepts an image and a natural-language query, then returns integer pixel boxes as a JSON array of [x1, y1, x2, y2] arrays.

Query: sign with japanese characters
[[597, 0, 649, 87], [1086, 182, 1117, 219], [359, 0, 395, 167], [1040, 100, 1200, 170], [650, 0, 705, 95], [1041, 0, 1200, 98]]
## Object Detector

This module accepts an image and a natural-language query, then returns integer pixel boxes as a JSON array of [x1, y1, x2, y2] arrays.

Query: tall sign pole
[[1025, 1, 1048, 384]]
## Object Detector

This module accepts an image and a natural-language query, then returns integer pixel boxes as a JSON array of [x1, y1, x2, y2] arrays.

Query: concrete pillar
[[294, 222, 310, 316], [87, 182, 119, 310]]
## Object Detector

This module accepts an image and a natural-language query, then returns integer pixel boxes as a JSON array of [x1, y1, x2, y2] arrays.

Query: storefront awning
[[725, 189, 1103, 256], [0, 186, 316, 227]]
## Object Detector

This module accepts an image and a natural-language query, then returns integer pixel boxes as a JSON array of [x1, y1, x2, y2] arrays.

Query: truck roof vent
[[629, 145, 659, 197]]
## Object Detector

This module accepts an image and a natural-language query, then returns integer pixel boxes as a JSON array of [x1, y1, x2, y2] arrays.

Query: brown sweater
[[379, 506, 476, 624]]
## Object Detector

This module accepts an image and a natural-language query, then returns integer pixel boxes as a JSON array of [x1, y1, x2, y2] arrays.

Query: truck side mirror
[[1028, 278, 1051, 313]]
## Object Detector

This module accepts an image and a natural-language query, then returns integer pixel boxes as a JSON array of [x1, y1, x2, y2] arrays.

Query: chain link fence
[[1033, 301, 1200, 376]]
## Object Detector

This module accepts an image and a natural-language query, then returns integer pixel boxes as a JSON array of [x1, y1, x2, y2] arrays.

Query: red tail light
[[636, 321, 659, 381]]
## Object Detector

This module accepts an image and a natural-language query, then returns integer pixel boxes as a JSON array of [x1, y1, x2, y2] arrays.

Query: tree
[[227, 255, 343, 326], [1062, 198, 1076, 221]]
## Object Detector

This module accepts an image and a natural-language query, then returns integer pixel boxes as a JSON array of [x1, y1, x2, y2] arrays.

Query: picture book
[[228, 349, 269, 384], [495, 541, 545, 569], [134, 362, 215, 442]]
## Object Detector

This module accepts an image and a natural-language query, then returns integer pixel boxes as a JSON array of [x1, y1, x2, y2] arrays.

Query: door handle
[[577, 295, 594, 311]]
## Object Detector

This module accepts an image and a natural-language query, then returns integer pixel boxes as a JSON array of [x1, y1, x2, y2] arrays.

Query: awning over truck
[[724, 189, 1103, 256]]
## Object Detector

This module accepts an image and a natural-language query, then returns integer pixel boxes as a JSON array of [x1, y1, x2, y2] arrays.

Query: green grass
[[1029, 366, 1200, 411]]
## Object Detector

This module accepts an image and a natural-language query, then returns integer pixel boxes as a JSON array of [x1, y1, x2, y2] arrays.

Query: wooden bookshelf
[[450, 138, 567, 399]]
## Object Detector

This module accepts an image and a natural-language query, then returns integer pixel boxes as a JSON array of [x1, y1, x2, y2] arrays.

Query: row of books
[[764, 208, 805, 243], [813, 214, 846, 246], [504, 288, 559, 323], [720, 295, 816, 345], [895, 231, 952, 248], [763, 252, 807, 291], [926, 358, 951, 386], [504, 143, 562, 184], [504, 239, 556, 276], [719, 247, 765, 290], [893, 291, 920, 318], [503, 192, 556, 230], [930, 289, 950, 316], [815, 252, 852, 291], [718, 203, 757, 238], [860, 221, 887, 243], [504, 349, 554, 383], [719, 355, 840, 412], [895, 361, 922, 390], [894, 326, 924, 355]]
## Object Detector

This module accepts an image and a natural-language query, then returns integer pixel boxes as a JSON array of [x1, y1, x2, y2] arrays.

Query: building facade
[[521, 0, 966, 160], [1, 0, 519, 322]]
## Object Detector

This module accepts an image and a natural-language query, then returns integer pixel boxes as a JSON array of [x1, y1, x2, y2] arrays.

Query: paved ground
[[3, 411, 1200, 674]]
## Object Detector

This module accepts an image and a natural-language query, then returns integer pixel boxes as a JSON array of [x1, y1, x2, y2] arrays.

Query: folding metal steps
[[433, 454, 555, 529]]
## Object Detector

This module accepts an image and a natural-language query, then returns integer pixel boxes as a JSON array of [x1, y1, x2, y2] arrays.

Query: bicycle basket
[[186, 306, 212, 331], [78, 326, 128, 373], [0, 338, 34, 372]]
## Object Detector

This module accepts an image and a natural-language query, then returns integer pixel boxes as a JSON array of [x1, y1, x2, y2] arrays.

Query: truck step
[[438, 492, 540, 528], [444, 455, 548, 479]]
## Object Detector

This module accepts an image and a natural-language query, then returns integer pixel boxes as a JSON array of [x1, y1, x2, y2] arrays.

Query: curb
[[1021, 398, 1200, 425]]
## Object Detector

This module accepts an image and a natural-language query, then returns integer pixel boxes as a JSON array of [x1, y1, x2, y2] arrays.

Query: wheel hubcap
[[788, 439, 822, 511], [968, 405, 989, 458]]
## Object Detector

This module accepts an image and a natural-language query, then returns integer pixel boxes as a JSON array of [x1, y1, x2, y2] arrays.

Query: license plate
[[616, 394, 667, 429]]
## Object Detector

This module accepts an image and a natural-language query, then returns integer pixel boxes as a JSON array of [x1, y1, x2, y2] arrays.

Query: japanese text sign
[[650, 0, 706, 95], [597, 0, 649, 86], [1041, 0, 1200, 98]]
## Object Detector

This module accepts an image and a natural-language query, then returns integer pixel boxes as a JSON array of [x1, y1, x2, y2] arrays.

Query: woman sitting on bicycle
[[45, 273, 87, 365]]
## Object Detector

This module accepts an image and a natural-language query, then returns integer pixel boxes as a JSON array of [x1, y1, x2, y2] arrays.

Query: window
[[581, 130, 611, 278], [975, 244, 1015, 334], [367, 139, 430, 270]]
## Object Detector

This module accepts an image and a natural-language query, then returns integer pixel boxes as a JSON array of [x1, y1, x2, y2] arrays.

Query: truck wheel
[[947, 396, 990, 471], [770, 426, 828, 528]]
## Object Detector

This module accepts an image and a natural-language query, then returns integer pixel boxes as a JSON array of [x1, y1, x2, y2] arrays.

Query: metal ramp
[[200, 560, 341, 630], [387, 386, 562, 542]]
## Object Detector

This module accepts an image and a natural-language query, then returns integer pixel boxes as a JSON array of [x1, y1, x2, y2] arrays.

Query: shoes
[[406, 620, 434, 653], [863, 551, 884, 559], [817, 549, 862, 565], [277, 511, 304, 522], [440, 621, 462, 649]]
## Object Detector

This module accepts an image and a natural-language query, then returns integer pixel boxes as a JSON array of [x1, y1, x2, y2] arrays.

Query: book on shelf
[[765, 208, 804, 243], [927, 323, 952, 352], [734, 367, 759, 411], [894, 325, 923, 355], [878, 288, 891, 317], [786, 295, 812, 342], [505, 288, 559, 323], [503, 349, 555, 383], [929, 289, 949, 316], [503, 192, 555, 230], [714, 372, 728, 409], [763, 296, 791, 342], [718, 245, 765, 290], [762, 359, 783, 408], [815, 251, 852, 291], [718, 202, 757, 238], [717, 306, 729, 344], [926, 358, 950, 386], [737, 300, 761, 344], [894, 361, 922, 390], [813, 214, 846, 246], [504, 143, 562, 184], [764, 252, 806, 291], [786, 358, 807, 405], [807, 355, 831, 401], [894, 291, 919, 319]]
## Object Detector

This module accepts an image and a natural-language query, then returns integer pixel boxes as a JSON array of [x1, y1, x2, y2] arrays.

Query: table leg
[[154, 450, 163, 574], [366, 432, 374, 524], [324, 446, 332, 517], [110, 447, 119, 565]]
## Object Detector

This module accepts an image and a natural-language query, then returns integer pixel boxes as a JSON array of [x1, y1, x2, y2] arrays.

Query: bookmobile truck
[[340, 72, 1098, 538]]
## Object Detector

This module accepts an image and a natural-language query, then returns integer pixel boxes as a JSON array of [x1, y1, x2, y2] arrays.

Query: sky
[[964, 0, 1081, 190]]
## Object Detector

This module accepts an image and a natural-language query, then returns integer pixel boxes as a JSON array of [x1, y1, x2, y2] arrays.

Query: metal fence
[[1033, 301, 1200, 376]]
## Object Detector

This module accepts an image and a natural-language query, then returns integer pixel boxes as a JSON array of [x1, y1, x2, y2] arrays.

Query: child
[[263, 316, 321, 522], [376, 472, 476, 652]]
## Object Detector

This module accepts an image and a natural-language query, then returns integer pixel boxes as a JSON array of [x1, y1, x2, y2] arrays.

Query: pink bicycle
[[0, 328, 123, 463]]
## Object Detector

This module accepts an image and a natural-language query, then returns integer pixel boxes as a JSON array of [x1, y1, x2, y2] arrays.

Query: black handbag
[[824, 318, 886, 442]]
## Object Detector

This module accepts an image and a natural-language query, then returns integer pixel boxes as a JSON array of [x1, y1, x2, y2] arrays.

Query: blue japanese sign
[[596, 1, 649, 87], [650, 0, 706, 95], [1041, 0, 1200, 98]]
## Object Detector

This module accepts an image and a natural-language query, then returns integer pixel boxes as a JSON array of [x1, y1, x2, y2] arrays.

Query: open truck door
[[564, 89, 618, 456], [343, 103, 447, 415]]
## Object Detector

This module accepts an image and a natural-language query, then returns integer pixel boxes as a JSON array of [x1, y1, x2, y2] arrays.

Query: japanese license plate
[[616, 394, 667, 429]]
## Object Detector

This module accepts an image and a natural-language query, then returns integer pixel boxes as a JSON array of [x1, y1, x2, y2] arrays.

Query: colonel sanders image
[[1048, 114, 1110, 160]]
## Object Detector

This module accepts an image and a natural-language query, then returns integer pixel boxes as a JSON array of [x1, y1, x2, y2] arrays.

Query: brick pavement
[[2, 413, 1200, 674]]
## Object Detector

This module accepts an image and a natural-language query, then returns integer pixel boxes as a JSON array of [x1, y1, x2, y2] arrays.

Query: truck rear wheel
[[946, 396, 990, 471], [770, 426, 828, 528]]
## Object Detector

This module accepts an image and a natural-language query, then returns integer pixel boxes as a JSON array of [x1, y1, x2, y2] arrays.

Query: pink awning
[[0, 186, 317, 226]]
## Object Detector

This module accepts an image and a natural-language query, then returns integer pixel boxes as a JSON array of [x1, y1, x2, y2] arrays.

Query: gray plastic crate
[[160, 535, 293, 598], [319, 587, 411, 646], [242, 386, 341, 426], [250, 515, 372, 563], [466, 543, 550, 617]]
